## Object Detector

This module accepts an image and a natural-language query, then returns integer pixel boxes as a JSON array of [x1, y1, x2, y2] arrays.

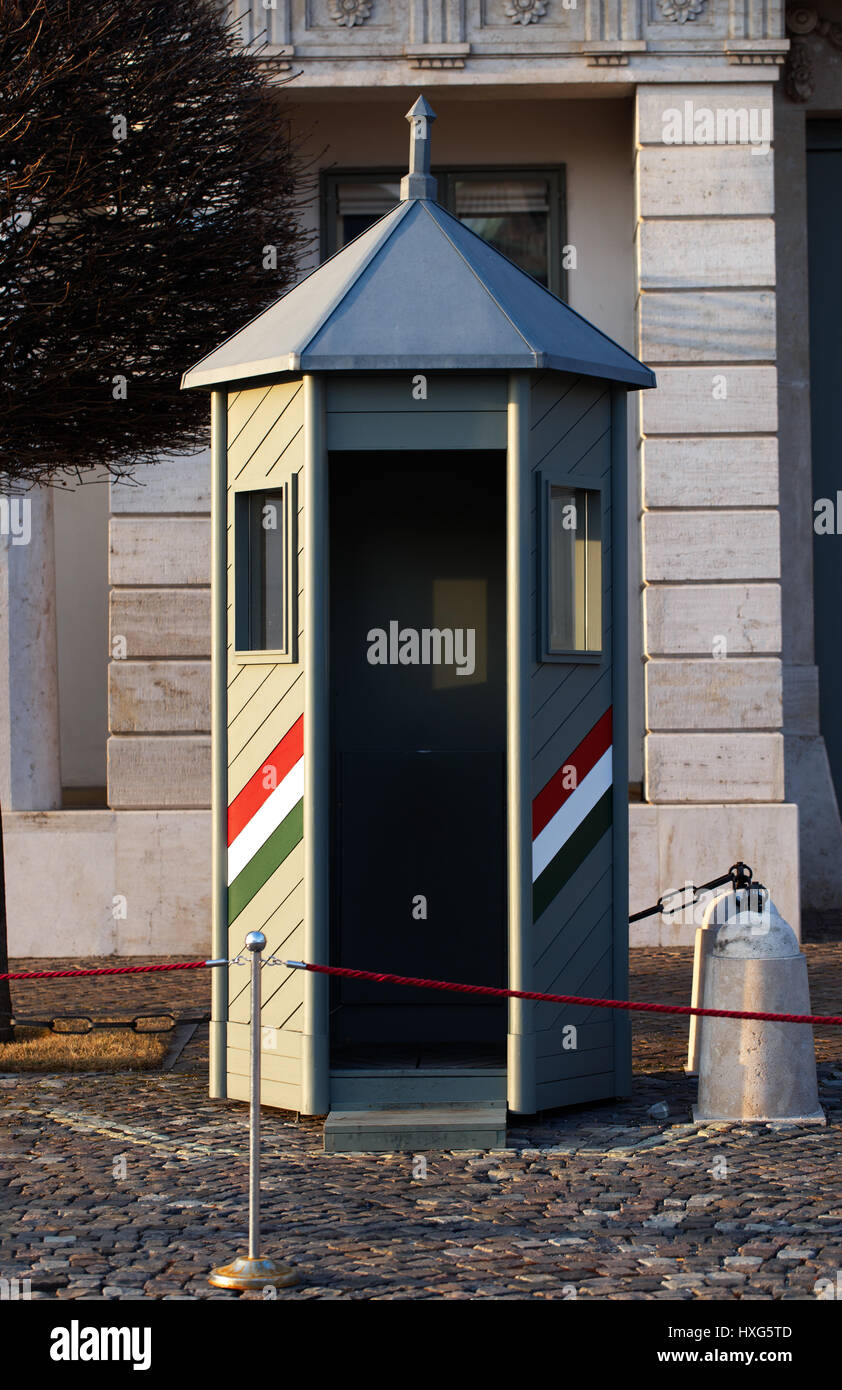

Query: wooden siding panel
[[226, 1066, 302, 1112], [536, 1046, 615, 1086], [227, 664, 274, 724], [529, 379, 606, 465], [326, 412, 506, 451], [228, 381, 303, 478], [536, 1071, 615, 1108], [227, 676, 304, 797], [228, 1021, 302, 1058], [325, 374, 508, 413], [528, 373, 621, 1109], [531, 667, 613, 781], [225, 382, 307, 1105], [533, 857, 611, 967]]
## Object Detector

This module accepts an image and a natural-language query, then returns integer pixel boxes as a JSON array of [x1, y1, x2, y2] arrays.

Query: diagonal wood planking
[[225, 381, 307, 1106], [528, 373, 617, 1110]]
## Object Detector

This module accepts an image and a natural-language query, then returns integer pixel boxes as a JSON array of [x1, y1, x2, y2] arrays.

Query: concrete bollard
[[694, 891, 825, 1125], [686, 888, 734, 1076]]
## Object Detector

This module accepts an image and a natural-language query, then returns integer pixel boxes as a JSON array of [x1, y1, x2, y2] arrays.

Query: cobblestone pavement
[[1, 949, 841, 1300]]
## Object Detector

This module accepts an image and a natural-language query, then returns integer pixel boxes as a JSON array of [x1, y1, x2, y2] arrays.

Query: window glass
[[236, 489, 286, 652], [453, 178, 550, 285], [328, 171, 559, 288], [548, 485, 602, 655], [336, 180, 400, 245]]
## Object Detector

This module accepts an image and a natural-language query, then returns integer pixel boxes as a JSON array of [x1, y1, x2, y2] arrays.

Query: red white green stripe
[[227, 715, 303, 923], [532, 709, 613, 921]]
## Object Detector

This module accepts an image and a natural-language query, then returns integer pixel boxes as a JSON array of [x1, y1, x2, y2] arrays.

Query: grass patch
[[0, 1023, 170, 1072]]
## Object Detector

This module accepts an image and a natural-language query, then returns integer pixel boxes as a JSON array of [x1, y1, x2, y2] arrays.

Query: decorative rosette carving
[[504, 0, 549, 24], [329, 0, 372, 27], [657, 0, 707, 21]]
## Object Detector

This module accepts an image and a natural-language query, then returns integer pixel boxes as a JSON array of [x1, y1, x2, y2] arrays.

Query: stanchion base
[[208, 1255, 298, 1290]]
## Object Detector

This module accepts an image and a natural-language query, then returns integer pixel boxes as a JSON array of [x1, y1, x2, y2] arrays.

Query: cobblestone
[[1, 948, 841, 1299]]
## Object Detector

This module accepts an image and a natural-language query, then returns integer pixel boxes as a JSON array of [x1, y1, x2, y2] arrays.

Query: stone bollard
[[694, 891, 825, 1125], [686, 888, 734, 1076]]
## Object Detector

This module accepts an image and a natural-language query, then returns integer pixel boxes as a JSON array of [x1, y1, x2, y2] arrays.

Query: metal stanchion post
[[209, 932, 298, 1291]]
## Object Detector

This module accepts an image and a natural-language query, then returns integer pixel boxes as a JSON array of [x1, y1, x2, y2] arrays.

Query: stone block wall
[[633, 81, 800, 939], [107, 453, 212, 810]]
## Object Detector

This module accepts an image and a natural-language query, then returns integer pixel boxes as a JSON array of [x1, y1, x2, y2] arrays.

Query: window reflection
[[548, 486, 602, 655], [453, 178, 550, 285], [331, 172, 557, 288]]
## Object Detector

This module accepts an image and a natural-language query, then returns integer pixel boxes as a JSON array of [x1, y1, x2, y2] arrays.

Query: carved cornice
[[404, 44, 471, 69], [227, 0, 793, 74], [584, 40, 647, 63], [725, 39, 788, 64]]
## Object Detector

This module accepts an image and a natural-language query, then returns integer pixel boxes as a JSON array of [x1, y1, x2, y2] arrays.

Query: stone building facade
[[3, 0, 842, 953]]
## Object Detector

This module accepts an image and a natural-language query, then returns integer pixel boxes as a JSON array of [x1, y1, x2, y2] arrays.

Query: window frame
[[536, 467, 606, 666], [320, 165, 568, 297], [233, 475, 298, 665]]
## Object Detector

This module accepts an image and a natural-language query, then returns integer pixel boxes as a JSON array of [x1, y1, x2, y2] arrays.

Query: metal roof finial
[[400, 95, 437, 202]]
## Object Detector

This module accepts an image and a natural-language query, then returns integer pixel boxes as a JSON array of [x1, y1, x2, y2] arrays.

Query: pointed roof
[[182, 107, 655, 393]]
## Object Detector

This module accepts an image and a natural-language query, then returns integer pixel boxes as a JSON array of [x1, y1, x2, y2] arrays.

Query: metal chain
[[628, 861, 762, 924], [10, 1012, 210, 1036]]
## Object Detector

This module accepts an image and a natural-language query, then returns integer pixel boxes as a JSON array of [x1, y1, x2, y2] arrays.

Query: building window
[[234, 481, 297, 659], [322, 168, 566, 294], [540, 478, 603, 660], [333, 179, 401, 247]]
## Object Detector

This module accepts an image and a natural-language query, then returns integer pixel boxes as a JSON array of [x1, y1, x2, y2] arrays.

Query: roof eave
[[543, 353, 657, 389], [182, 352, 657, 390], [182, 351, 302, 390]]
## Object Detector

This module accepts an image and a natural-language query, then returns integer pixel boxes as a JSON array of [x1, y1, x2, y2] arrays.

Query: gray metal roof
[[182, 182, 655, 392]]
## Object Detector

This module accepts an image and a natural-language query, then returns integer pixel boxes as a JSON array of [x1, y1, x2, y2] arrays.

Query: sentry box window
[[234, 481, 297, 662], [539, 477, 603, 661]]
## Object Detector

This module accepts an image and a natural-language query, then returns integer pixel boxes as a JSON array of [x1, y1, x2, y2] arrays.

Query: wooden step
[[330, 1067, 506, 1108], [323, 1104, 507, 1153]]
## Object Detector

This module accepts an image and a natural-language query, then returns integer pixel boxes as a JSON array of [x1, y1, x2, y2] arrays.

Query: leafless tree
[[0, 0, 311, 1038]]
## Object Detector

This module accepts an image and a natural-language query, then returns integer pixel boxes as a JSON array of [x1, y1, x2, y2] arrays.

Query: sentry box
[[183, 99, 655, 1124]]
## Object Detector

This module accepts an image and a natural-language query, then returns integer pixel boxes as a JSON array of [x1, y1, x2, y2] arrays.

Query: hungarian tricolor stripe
[[227, 715, 303, 923], [532, 708, 613, 921]]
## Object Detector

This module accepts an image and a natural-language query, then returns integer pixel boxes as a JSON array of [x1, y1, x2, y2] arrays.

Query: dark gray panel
[[536, 1047, 615, 1086], [326, 410, 506, 451], [536, 1072, 616, 1109], [531, 668, 613, 782], [535, 1058, 615, 1106], [527, 368, 623, 1107], [536, 934, 613, 1039], [807, 137, 842, 815], [533, 860, 611, 967], [530, 381, 607, 465], [326, 374, 508, 413], [328, 449, 507, 1055], [534, 404, 611, 479]]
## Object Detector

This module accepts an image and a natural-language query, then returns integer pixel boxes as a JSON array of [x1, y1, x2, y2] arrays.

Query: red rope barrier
[[0, 961, 210, 981], [4, 955, 841, 1029], [288, 960, 842, 1028]]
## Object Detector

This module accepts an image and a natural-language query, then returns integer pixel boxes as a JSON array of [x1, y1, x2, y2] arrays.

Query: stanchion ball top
[[245, 931, 267, 953]]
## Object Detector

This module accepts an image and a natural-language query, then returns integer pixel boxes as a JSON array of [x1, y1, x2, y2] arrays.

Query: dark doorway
[[329, 450, 507, 1063], [807, 122, 842, 816]]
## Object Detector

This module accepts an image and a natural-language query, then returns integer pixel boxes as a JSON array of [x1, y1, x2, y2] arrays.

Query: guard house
[[183, 99, 655, 1139]]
